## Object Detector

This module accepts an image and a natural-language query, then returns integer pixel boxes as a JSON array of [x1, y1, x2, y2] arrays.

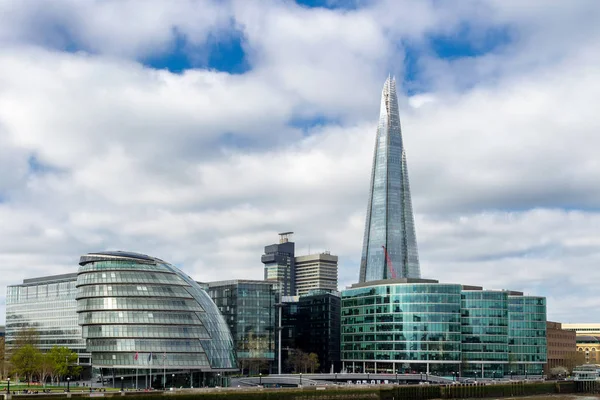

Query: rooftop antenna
[[278, 231, 294, 244]]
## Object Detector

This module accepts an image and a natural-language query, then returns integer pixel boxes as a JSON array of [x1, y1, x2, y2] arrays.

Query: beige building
[[294, 252, 338, 296], [562, 323, 600, 336], [560, 323, 600, 366]]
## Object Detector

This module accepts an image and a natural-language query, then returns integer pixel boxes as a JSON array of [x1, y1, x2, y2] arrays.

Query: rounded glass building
[[76, 251, 236, 388]]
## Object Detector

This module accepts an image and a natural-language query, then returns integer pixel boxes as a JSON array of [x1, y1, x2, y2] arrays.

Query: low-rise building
[[546, 321, 578, 373]]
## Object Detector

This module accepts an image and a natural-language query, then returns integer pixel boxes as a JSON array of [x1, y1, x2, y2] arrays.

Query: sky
[[1, 0, 600, 324]]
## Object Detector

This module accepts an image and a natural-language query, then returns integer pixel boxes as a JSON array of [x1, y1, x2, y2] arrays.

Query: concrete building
[[262, 232, 296, 296], [294, 252, 338, 296], [341, 278, 547, 378], [203, 280, 276, 374], [545, 321, 578, 373]]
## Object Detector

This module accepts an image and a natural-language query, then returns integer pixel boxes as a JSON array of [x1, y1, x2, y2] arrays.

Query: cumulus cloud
[[1, 0, 600, 325]]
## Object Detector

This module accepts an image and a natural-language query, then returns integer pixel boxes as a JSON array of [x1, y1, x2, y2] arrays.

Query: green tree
[[47, 346, 79, 384], [308, 353, 320, 373], [10, 344, 42, 385]]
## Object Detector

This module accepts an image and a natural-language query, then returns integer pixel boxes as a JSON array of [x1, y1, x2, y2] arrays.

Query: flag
[[148, 352, 153, 363], [134, 352, 138, 361]]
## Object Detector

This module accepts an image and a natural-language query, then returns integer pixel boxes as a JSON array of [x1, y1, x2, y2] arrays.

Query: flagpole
[[163, 352, 166, 389]]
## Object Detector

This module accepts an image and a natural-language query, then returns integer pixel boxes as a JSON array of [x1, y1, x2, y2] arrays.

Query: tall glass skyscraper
[[360, 76, 420, 282]]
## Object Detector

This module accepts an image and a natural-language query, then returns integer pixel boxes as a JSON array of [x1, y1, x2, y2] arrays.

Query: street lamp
[[67, 377, 70, 392], [259, 373, 262, 386], [172, 374, 175, 388], [7, 378, 10, 393], [299, 373, 302, 387], [217, 373, 221, 387], [120, 376, 124, 392]]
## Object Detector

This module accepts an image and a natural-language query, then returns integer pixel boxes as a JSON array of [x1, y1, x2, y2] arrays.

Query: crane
[[382, 245, 396, 279]]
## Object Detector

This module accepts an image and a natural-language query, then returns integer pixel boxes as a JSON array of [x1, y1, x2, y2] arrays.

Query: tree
[[0, 335, 5, 379], [549, 366, 569, 379], [308, 353, 320, 373], [287, 349, 310, 373], [10, 344, 42, 385], [38, 353, 55, 386], [563, 351, 586, 373], [47, 346, 80, 384], [14, 328, 40, 347]]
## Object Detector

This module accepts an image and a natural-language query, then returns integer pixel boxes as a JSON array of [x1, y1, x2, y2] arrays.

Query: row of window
[[87, 338, 206, 353], [82, 324, 210, 339], [77, 297, 203, 312], [77, 271, 185, 286], [93, 352, 210, 367], [79, 311, 200, 325], [77, 285, 192, 299]]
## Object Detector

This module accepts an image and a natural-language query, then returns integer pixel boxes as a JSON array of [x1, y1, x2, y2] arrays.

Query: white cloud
[[1, 0, 600, 325]]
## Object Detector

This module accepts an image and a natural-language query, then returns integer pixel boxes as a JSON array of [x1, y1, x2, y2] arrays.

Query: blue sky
[[1, 0, 600, 324]]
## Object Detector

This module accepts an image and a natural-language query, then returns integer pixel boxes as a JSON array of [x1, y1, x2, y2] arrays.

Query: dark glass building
[[203, 280, 276, 374], [262, 232, 296, 296], [76, 251, 237, 388], [359, 77, 420, 283], [278, 291, 341, 373]]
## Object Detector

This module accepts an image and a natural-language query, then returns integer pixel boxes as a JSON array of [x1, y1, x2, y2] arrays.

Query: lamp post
[[299, 373, 302, 387], [67, 377, 70, 392], [7, 378, 10, 394], [259, 373, 262, 386], [217, 373, 221, 388], [120, 377, 124, 392], [172, 374, 175, 388]]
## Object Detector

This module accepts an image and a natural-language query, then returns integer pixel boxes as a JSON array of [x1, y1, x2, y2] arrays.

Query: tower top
[[278, 232, 294, 243]]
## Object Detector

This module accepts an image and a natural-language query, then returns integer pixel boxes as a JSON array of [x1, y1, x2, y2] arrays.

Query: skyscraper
[[359, 76, 420, 282], [261, 232, 296, 296]]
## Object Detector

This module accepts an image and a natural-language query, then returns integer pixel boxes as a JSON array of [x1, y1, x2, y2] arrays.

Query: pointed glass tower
[[359, 76, 420, 282]]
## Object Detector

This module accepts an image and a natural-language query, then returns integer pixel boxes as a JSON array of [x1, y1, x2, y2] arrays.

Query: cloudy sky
[[1, 0, 600, 324]]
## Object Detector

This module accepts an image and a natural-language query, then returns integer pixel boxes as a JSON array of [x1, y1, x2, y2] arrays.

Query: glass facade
[[205, 280, 276, 374], [508, 296, 547, 376], [342, 282, 462, 375], [461, 291, 509, 378], [341, 281, 547, 377], [5, 274, 90, 363], [76, 251, 237, 381], [360, 76, 420, 283]]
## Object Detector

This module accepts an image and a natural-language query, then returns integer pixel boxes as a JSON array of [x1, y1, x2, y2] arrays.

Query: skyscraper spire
[[359, 76, 420, 283]]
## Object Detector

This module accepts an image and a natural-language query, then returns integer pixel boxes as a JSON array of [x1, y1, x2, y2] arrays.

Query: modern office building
[[296, 291, 341, 373], [340, 278, 547, 377], [5, 274, 90, 364], [262, 232, 296, 296], [76, 251, 237, 388], [203, 280, 276, 374], [294, 252, 338, 296], [545, 321, 578, 372], [277, 291, 341, 373], [359, 76, 420, 283]]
